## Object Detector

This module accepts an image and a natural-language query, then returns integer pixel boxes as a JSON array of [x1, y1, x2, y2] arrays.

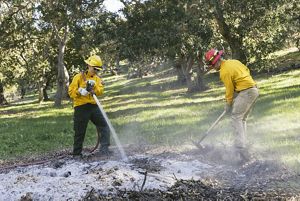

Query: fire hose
[[89, 128, 100, 153], [0, 153, 70, 173]]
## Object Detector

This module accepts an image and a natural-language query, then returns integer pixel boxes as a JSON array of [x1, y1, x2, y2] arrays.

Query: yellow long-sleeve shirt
[[68, 71, 104, 107], [220, 60, 256, 104]]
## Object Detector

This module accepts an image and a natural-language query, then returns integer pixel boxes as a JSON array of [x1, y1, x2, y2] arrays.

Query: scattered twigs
[[140, 171, 147, 191], [138, 171, 175, 182], [173, 173, 178, 181], [84, 187, 95, 200]]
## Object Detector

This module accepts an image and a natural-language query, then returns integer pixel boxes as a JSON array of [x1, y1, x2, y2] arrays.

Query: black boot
[[97, 146, 113, 156], [239, 149, 252, 164], [72, 153, 83, 160]]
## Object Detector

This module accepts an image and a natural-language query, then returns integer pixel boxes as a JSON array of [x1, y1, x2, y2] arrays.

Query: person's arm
[[68, 74, 81, 99], [220, 72, 234, 105], [93, 76, 104, 96]]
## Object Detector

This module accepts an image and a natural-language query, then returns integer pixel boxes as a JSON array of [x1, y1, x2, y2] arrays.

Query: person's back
[[220, 60, 255, 90], [219, 59, 256, 104]]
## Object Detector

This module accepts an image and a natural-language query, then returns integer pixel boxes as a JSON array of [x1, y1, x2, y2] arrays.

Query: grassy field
[[1, 50, 300, 172]]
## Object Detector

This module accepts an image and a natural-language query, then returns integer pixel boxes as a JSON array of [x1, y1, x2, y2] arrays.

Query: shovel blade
[[191, 140, 205, 150]]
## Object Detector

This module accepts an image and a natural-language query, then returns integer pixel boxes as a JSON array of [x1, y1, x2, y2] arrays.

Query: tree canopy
[[0, 0, 298, 104]]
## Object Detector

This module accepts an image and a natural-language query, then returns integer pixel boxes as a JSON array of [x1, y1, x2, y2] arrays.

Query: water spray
[[92, 94, 128, 162]]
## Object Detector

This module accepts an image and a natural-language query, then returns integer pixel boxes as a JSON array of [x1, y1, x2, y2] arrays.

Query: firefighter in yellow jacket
[[68, 55, 111, 157], [205, 49, 259, 163]]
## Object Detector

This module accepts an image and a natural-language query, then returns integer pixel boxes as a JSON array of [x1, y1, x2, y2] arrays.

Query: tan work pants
[[231, 87, 259, 153]]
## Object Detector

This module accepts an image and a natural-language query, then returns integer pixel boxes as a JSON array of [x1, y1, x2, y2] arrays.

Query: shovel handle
[[206, 110, 226, 134], [197, 110, 227, 143]]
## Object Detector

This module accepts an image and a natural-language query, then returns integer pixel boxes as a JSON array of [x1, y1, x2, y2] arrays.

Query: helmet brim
[[93, 66, 103, 71], [85, 60, 102, 70], [84, 59, 92, 66]]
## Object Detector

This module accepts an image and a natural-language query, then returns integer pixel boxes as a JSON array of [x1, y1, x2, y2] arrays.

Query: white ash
[[0, 155, 214, 201]]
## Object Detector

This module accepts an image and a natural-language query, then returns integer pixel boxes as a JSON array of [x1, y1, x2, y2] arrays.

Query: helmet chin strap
[[214, 59, 222, 70]]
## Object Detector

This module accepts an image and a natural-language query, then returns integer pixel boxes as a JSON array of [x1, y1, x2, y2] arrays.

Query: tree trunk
[[195, 59, 208, 91], [0, 80, 8, 105], [181, 56, 194, 92], [20, 87, 26, 99], [112, 54, 120, 75], [43, 78, 50, 101], [54, 40, 65, 106], [175, 62, 186, 85], [213, 0, 247, 63], [38, 83, 43, 103], [43, 87, 49, 101], [19, 80, 26, 99], [63, 65, 70, 99], [38, 68, 46, 103], [228, 39, 247, 63], [137, 62, 143, 78], [54, 26, 68, 107]]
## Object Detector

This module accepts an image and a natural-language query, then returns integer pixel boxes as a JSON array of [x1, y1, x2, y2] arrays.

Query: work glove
[[78, 87, 89, 96], [86, 80, 95, 92], [224, 103, 232, 114]]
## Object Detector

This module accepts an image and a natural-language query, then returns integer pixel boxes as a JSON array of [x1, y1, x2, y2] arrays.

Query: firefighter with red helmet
[[205, 49, 259, 163]]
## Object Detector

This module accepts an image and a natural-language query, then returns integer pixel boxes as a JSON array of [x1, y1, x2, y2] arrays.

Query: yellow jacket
[[220, 60, 256, 104], [68, 71, 104, 107]]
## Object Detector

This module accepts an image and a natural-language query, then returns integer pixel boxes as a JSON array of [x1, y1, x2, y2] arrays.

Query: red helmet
[[205, 49, 224, 65]]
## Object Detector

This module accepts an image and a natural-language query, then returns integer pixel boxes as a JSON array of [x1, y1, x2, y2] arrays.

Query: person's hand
[[225, 104, 232, 114], [86, 80, 95, 92], [78, 87, 89, 96]]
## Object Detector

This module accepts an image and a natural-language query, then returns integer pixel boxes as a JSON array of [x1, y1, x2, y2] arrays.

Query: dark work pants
[[73, 103, 110, 155]]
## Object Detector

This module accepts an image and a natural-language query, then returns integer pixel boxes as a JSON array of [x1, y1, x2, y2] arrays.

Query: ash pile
[[1, 145, 300, 201], [86, 159, 300, 201]]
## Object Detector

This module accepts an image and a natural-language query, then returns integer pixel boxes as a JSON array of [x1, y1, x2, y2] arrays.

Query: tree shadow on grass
[[0, 106, 51, 116], [0, 101, 71, 116], [250, 126, 300, 161], [104, 86, 224, 109], [106, 70, 222, 97], [251, 84, 300, 117], [107, 97, 223, 119]]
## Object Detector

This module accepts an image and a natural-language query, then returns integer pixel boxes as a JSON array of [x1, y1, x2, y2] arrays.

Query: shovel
[[192, 110, 226, 149]]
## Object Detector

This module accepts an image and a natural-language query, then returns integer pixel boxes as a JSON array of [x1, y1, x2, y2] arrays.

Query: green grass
[[0, 100, 98, 160], [1, 50, 300, 172]]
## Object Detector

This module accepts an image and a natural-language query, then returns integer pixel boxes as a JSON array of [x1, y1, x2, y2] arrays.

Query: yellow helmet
[[84, 55, 103, 69]]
